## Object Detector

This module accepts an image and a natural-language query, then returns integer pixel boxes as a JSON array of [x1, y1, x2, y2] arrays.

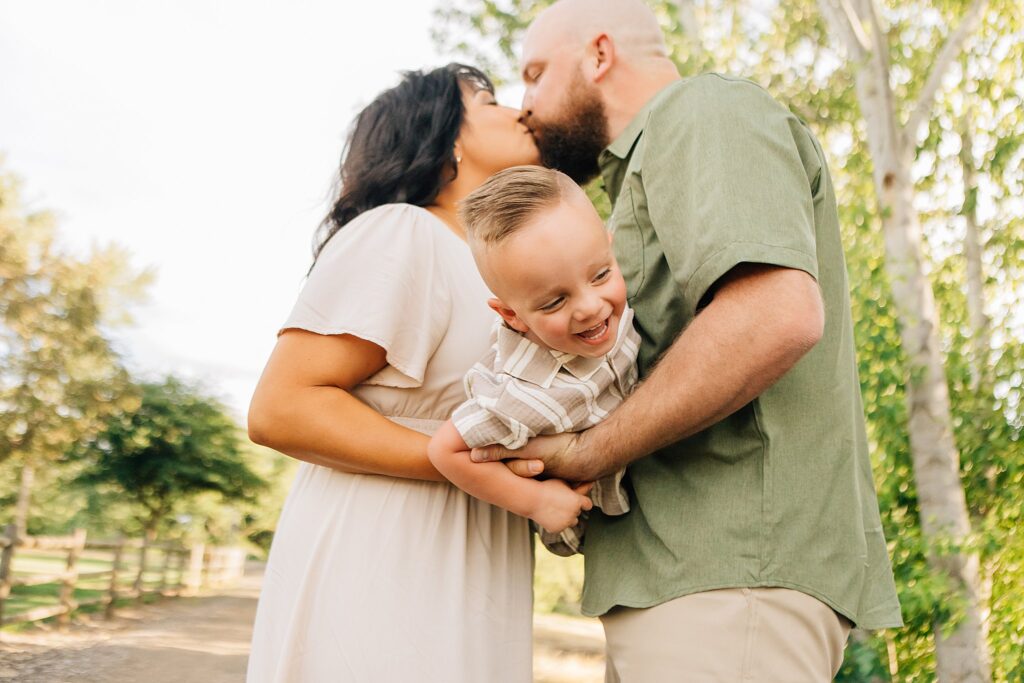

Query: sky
[[1, 1, 520, 418]]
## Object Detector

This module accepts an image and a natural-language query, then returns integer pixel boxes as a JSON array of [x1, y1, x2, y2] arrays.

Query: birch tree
[[815, 1, 991, 678]]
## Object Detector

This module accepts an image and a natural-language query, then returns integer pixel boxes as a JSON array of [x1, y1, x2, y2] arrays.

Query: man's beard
[[530, 77, 609, 185]]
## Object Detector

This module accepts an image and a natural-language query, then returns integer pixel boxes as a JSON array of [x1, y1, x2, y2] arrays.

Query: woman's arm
[[247, 328, 443, 481], [428, 420, 593, 532]]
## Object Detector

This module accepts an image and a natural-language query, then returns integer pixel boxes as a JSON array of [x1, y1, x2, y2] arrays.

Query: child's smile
[[478, 193, 628, 359]]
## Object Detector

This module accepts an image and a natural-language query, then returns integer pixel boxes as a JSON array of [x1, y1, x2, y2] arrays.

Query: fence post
[[105, 535, 124, 620], [133, 536, 149, 603], [158, 544, 173, 595], [58, 528, 86, 629], [185, 542, 205, 596], [0, 523, 17, 627], [174, 548, 187, 596]]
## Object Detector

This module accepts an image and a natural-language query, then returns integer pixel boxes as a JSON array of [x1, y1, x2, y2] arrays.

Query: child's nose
[[574, 294, 604, 321]]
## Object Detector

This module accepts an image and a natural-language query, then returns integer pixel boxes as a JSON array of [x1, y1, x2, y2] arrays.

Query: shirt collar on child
[[493, 308, 635, 389]]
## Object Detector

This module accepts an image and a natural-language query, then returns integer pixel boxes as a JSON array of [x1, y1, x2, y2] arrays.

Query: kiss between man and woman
[[246, 0, 903, 680]]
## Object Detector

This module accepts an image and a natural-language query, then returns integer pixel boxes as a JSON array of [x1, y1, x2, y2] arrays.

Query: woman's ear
[[488, 297, 530, 334]]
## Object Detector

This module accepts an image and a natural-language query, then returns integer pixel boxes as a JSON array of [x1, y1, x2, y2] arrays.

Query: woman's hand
[[525, 480, 594, 534]]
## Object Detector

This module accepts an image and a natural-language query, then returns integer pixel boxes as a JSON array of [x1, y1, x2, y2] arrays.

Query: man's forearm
[[579, 266, 823, 479]]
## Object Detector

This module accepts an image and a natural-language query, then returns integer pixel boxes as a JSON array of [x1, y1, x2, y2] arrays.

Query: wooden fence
[[0, 523, 246, 629]]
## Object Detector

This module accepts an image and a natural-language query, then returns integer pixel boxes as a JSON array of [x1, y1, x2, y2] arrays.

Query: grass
[[2, 548, 186, 627]]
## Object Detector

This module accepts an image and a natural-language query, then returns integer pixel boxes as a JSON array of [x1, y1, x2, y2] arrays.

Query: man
[[472, 0, 903, 679]]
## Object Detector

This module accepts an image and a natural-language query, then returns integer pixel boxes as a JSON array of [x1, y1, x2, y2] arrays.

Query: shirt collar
[[494, 307, 635, 388], [599, 81, 681, 202]]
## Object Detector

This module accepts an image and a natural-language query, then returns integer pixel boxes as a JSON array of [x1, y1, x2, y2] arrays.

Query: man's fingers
[[470, 444, 512, 463], [580, 497, 594, 511], [505, 459, 544, 478]]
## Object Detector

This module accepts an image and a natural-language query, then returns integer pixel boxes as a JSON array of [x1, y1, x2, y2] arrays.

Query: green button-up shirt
[[584, 73, 903, 629]]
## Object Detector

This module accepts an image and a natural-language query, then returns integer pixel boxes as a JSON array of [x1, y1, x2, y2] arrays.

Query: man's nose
[[518, 109, 532, 126], [520, 89, 533, 117]]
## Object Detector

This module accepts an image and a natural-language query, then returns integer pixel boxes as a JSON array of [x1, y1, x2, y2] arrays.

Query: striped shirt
[[452, 308, 641, 555]]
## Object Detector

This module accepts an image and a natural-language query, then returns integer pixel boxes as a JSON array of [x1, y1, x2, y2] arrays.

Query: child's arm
[[428, 419, 593, 533]]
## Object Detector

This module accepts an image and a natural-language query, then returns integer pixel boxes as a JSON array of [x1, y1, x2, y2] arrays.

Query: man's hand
[[475, 431, 603, 481]]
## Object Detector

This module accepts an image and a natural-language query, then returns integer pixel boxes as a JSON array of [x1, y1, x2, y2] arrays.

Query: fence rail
[[0, 523, 245, 629]]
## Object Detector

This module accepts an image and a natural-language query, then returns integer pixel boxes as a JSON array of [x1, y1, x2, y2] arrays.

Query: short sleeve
[[643, 75, 820, 317], [451, 360, 537, 450], [281, 204, 451, 388], [452, 397, 535, 450]]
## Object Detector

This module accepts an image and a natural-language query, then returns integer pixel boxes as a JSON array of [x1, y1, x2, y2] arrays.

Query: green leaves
[[0, 166, 145, 478], [71, 377, 267, 534]]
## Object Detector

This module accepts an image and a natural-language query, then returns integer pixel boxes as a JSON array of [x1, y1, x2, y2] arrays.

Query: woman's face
[[457, 87, 541, 175]]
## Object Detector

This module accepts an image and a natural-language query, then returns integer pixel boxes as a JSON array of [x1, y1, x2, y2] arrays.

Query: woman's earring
[[455, 153, 463, 164]]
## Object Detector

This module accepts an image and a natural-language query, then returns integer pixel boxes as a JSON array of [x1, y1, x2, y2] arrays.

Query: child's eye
[[593, 268, 611, 283], [540, 297, 564, 312]]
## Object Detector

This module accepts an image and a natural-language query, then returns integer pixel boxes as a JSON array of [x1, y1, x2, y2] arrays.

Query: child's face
[[479, 195, 627, 359]]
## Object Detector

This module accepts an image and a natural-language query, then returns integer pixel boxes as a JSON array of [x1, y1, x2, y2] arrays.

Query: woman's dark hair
[[312, 63, 494, 263]]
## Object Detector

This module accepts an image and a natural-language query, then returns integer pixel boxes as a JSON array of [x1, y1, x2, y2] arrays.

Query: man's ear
[[488, 297, 530, 334], [588, 33, 615, 82]]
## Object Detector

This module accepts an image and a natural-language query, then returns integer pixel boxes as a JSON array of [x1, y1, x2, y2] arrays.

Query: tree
[[0, 166, 149, 537], [72, 377, 266, 540], [814, 0, 993, 678]]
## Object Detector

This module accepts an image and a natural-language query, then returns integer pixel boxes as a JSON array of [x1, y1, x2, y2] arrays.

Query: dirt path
[[0, 570, 605, 682], [0, 575, 261, 683]]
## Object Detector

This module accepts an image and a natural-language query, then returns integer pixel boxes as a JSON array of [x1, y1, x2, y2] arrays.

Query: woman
[[246, 64, 546, 682]]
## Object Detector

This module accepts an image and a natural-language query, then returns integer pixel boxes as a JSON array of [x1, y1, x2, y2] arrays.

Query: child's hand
[[527, 479, 594, 534]]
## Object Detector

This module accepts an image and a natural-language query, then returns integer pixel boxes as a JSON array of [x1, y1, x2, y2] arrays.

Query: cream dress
[[247, 204, 534, 683]]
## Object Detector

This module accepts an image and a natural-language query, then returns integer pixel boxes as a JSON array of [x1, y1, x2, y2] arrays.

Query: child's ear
[[607, 229, 614, 244], [488, 297, 530, 334]]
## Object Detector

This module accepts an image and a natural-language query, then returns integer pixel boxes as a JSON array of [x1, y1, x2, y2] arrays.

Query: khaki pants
[[600, 588, 852, 682]]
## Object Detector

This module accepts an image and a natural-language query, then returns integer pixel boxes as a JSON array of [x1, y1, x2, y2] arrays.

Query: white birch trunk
[[959, 123, 991, 388], [818, 0, 991, 679]]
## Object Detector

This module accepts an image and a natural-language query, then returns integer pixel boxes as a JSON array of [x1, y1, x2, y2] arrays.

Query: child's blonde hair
[[458, 165, 578, 246]]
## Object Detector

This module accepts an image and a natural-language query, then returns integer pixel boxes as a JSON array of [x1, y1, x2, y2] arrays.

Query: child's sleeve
[[451, 367, 538, 451]]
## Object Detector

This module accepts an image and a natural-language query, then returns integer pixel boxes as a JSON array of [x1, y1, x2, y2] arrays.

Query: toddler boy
[[427, 165, 639, 554]]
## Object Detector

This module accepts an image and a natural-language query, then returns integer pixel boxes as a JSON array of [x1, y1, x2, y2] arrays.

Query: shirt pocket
[[609, 183, 646, 300]]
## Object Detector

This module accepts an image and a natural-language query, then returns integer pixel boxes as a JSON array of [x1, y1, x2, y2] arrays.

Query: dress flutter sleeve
[[281, 203, 452, 389]]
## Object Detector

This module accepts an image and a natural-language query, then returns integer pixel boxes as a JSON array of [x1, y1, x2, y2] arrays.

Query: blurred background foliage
[[433, 0, 1022, 680], [0, 167, 296, 559]]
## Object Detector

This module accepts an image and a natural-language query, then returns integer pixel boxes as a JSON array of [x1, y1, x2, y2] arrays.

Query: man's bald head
[[519, 0, 678, 184], [523, 0, 668, 65]]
